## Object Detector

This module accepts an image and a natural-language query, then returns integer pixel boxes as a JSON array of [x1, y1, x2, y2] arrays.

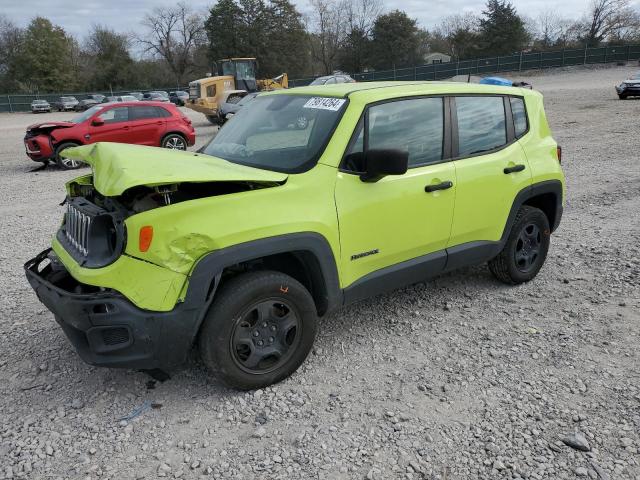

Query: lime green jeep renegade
[[26, 81, 564, 389]]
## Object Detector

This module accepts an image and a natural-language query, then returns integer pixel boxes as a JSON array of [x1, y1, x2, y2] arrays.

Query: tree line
[[0, 0, 638, 94]]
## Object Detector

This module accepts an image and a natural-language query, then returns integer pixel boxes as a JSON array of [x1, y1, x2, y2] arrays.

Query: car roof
[[265, 81, 538, 103], [97, 101, 172, 107]]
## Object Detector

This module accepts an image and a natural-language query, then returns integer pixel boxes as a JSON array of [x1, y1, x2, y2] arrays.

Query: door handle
[[122, 126, 130, 130], [504, 164, 525, 174], [425, 181, 453, 193]]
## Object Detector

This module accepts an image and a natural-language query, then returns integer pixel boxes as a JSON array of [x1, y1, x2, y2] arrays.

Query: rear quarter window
[[510, 97, 528, 137]]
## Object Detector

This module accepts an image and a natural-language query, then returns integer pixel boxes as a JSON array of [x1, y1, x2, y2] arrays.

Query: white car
[[30, 99, 51, 113]]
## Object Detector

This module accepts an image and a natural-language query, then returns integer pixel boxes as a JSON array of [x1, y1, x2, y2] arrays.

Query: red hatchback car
[[24, 101, 196, 169]]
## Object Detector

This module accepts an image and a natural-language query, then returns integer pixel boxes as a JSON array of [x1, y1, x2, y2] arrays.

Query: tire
[[488, 206, 550, 285], [618, 94, 627, 100], [205, 115, 220, 125], [161, 133, 187, 150], [199, 270, 318, 390], [54, 142, 83, 170]]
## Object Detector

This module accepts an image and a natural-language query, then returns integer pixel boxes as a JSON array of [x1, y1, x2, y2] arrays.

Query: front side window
[[98, 106, 129, 124], [510, 97, 528, 137], [455, 96, 506, 157], [343, 97, 444, 172], [370, 98, 444, 167], [73, 105, 103, 123], [203, 94, 347, 173], [206, 85, 216, 97]]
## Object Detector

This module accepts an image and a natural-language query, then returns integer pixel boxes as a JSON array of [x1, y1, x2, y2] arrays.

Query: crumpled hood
[[27, 121, 75, 133], [61, 142, 288, 197]]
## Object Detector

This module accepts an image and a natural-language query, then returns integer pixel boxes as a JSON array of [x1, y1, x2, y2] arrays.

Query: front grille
[[65, 203, 92, 256]]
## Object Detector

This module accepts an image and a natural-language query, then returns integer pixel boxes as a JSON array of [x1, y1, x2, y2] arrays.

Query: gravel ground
[[0, 66, 639, 480]]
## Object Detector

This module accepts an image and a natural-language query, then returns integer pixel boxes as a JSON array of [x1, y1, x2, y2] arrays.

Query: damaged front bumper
[[24, 134, 54, 162], [24, 249, 204, 370]]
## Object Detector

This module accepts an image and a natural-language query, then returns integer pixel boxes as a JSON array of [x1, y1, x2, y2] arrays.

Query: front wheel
[[489, 206, 550, 285], [199, 271, 318, 390], [161, 133, 187, 150], [54, 142, 82, 169], [618, 94, 627, 100], [205, 115, 220, 125]]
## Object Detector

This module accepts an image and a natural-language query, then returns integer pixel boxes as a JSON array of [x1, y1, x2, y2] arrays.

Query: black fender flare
[[181, 231, 342, 323], [501, 179, 563, 241]]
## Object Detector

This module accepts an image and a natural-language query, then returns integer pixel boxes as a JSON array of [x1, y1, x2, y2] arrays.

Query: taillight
[[139, 225, 153, 252], [556, 146, 562, 164]]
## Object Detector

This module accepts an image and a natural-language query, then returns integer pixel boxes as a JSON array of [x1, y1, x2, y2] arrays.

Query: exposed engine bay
[[68, 177, 282, 215]]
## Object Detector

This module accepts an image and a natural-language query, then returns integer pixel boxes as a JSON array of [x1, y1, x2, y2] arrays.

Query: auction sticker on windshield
[[303, 97, 346, 111]]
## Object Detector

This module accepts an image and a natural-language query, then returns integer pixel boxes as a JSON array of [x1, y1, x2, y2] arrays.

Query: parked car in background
[[218, 92, 260, 124], [30, 99, 51, 113], [129, 92, 144, 100], [112, 95, 140, 102], [23, 101, 196, 169], [615, 71, 640, 99], [169, 91, 189, 106], [53, 96, 79, 111], [309, 73, 355, 85], [74, 99, 99, 111], [87, 94, 106, 103], [143, 91, 170, 102]]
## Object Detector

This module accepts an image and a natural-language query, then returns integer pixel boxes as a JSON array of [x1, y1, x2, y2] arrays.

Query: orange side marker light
[[139, 226, 154, 252]]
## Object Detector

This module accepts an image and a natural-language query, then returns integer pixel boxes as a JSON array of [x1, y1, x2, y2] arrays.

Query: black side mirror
[[360, 149, 409, 183]]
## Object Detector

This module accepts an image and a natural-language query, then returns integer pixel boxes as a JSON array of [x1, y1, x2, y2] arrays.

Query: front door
[[335, 97, 456, 288], [87, 106, 131, 144]]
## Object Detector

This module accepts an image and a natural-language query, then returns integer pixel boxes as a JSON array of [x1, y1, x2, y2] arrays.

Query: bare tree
[[307, 0, 346, 74], [344, 0, 382, 36], [534, 10, 574, 48], [434, 13, 480, 58], [138, 3, 205, 85], [581, 0, 637, 46]]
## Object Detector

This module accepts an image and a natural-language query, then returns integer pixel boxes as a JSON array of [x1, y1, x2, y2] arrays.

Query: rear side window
[[510, 97, 528, 137], [455, 96, 506, 157], [99, 106, 129, 124], [131, 106, 171, 119], [368, 98, 444, 167]]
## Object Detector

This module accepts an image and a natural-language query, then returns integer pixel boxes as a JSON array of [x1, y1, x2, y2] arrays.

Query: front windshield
[[203, 94, 347, 173], [72, 105, 103, 123], [61, 97, 75, 101]]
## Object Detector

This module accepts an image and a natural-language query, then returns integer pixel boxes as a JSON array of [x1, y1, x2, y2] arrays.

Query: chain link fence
[[290, 44, 640, 87]]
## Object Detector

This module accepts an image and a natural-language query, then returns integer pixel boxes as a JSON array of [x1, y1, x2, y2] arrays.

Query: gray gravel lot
[[0, 66, 639, 480]]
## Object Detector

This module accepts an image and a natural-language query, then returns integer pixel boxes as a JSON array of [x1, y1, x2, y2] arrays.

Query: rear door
[[447, 95, 532, 248], [128, 105, 168, 146], [87, 106, 131, 144], [335, 96, 456, 288]]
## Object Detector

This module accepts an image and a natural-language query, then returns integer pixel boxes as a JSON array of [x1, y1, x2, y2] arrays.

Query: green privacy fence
[[289, 44, 640, 87], [0, 87, 188, 113]]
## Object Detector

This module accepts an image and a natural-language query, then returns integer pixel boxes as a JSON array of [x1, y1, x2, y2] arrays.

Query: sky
[[1, 0, 593, 44]]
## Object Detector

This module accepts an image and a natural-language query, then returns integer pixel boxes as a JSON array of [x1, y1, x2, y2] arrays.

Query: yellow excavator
[[186, 58, 288, 124]]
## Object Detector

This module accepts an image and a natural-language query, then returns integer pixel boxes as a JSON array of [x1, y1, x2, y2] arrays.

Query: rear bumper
[[25, 249, 202, 370]]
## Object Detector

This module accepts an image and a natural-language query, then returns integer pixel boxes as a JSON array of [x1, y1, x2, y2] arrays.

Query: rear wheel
[[618, 94, 627, 100], [54, 142, 82, 170], [489, 206, 550, 285], [199, 271, 318, 390], [161, 133, 187, 150]]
